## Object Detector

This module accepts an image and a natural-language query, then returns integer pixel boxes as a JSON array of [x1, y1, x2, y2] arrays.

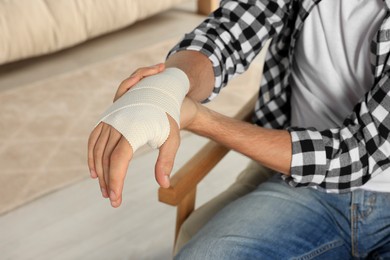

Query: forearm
[[187, 105, 292, 175], [165, 50, 214, 102]]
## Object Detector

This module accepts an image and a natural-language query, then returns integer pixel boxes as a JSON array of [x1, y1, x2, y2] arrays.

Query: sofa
[[0, 0, 186, 65]]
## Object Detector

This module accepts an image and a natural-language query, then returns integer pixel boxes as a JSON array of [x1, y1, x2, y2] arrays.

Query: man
[[88, 0, 390, 258]]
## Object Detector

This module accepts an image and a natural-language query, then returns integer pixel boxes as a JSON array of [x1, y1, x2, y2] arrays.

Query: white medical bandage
[[98, 68, 190, 152]]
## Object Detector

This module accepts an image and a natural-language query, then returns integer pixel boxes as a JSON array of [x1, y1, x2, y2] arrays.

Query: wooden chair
[[158, 93, 258, 248]]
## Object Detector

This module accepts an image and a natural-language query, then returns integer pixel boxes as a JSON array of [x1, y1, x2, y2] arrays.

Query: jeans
[[175, 176, 390, 259]]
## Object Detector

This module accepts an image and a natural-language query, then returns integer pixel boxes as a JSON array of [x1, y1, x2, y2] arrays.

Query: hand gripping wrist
[[98, 68, 190, 152]]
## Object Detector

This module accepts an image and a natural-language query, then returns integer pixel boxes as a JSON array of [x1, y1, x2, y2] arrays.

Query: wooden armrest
[[158, 93, 257, 244], [158, 93, 257, 205], [197, 0, 219, 15], [158, 140, 229, 206]]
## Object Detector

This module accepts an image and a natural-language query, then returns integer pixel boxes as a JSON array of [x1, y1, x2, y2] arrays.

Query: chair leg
[[174, 188, 197, 246], [197, 0, 219, 15]]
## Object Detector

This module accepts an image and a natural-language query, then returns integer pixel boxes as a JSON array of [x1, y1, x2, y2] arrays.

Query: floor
[[0, 135, 249, 260], [0, 1, 254, 259]]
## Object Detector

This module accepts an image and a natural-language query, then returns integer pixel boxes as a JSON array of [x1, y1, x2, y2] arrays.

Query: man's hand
[[87, 63, 182, 208], [88, 116, 180, 208], [88, 123, 132, 207]]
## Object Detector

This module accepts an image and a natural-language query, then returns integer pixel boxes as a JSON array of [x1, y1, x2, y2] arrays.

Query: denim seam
[[351, 192, 359, 257], [291, 240, 345, 260]]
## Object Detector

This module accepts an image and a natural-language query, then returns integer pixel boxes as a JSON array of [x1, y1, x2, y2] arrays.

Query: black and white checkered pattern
[[168, 0, 290, 101], [168, 0, 390, 193]]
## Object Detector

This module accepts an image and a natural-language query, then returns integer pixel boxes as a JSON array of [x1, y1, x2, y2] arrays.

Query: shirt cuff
[[287, 127, 328, 187]]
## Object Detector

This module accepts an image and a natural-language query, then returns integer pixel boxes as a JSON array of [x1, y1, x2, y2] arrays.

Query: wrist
[[185, 103, 212, 134]]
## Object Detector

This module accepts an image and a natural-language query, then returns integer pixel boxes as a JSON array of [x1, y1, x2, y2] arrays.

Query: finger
[[114, 63, 165, 102], [114, 63, 165, 101], [108, 137, 133, 208], [88, 123, 103, 179], [102, 128, 122, 187], [93, 124, 111, 198], [155, 116, 180, 188], [130, 63, 165, 78], [114, 77, 140, 102]]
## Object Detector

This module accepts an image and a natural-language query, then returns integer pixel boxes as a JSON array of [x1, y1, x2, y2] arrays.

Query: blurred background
[[0, 0, 263, 259]]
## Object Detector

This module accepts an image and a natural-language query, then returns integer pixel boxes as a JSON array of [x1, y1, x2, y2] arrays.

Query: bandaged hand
[[88, 64, 190, 208], [100, 67, 189, 151]]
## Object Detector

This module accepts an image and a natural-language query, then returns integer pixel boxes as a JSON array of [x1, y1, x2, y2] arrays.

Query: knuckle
[[110, 150, 122, 162], [159, 157, 174, 169], [133, 68, 142, 75], [164, 160, 174, 169]]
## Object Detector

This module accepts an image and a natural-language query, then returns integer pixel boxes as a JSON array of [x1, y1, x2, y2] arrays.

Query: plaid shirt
[[168, 0, 390, 192]]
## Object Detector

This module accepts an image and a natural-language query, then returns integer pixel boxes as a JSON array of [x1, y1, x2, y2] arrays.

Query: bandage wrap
[[98, 68, 190, 151]]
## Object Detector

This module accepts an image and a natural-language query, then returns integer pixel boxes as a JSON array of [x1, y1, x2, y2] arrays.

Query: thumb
[[155, 116, 180, 188]]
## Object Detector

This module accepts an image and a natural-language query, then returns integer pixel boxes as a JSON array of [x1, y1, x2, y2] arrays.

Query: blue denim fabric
[[175, 176, 390, 259]]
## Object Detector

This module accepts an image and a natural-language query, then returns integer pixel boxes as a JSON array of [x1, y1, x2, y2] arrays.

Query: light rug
[[0, 38, 263, 215]]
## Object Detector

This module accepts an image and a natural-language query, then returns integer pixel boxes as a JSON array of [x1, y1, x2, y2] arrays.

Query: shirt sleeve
[[286, 74, 390, 193], [167, 0, 290, 102]]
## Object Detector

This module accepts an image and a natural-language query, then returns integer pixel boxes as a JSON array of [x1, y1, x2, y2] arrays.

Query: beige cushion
[[174, 161, 275, 254], [0, 0, 184, 65]]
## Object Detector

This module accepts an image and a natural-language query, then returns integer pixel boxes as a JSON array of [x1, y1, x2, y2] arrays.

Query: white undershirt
[[291, 0, 390, 192]]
